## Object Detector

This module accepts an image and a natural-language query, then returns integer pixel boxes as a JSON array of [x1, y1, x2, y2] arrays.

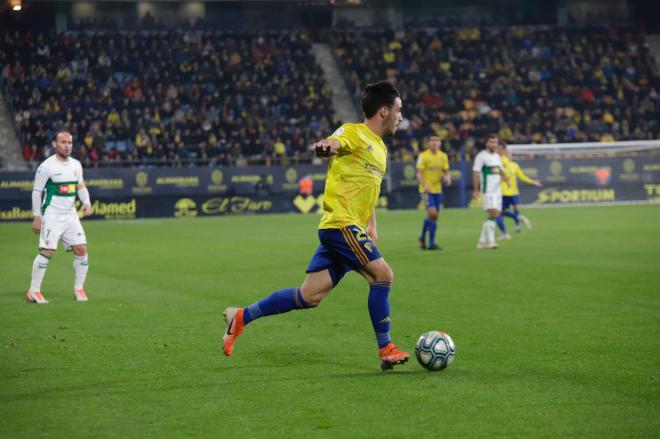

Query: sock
[[428, 221, 437, 246], [243, 287, 310, 325], [420, 218, 430, 242], [479, 221, 488, 243], [487, 218, 497, 243], [503, 210, 520, 226], [30, 253, 50, 293], [368, 282, 392, 349], [73, 255, 89, 290], [495, 216, 507, 234]]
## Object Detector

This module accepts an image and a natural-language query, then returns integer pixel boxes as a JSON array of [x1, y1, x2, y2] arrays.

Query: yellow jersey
[[319, 123, 387, 229], [501, 156, 535, 196], [416, 149, 449, 193]]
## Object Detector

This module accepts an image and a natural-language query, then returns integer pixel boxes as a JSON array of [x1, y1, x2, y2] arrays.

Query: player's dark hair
[[499, 139, 507, 148], [361, 81, 400, 118], [484, 134, 499, 144], [52, 129, 71, 142]]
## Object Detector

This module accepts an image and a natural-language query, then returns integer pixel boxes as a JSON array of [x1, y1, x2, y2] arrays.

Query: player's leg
[[28, 248, 54, 304], [27, 215, 62, 304], [358, 258, 409, 370], [478, 195, 499, 249], [419, 193, 430, 249], [63, 216, 89, 301], [427, 194, 442, 250], [516, 198, 532, 230], [222, 242, 345, 356], [71, 245, 89, 301], [502, 196, 521, 232], [495, 197, 510, 239], [426, 205, 439, 249]]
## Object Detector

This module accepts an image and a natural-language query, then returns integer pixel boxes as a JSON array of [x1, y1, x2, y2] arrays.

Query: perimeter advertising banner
[[1, 155, 658, 221]]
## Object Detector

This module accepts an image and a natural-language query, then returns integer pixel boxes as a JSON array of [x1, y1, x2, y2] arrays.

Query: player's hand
[[366, 225, 379, 245], [32, 216, 41, 234], [424, 184, 432, 193], [472, 191, 479, 200], [443, 176, 451, 187], [533, 180, 542, 187], [81, 204, 92, 217], [313, 140, 334, 157]]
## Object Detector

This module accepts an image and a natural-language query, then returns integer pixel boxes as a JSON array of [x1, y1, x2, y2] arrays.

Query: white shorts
[[39, 213, 87, 250], [482, 193, 502, 212]]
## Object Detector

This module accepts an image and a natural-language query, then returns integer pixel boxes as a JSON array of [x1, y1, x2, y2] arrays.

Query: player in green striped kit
[[27, 130, 93, 304]]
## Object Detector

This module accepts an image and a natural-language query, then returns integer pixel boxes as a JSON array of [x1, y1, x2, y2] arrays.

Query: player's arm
[[471, 154, 482, 199], [313, 139, 341, 157], [76, 164, 92, 216], [366, 209, 378, 244], [515, 165, 542, 187], [31, 164, 49, 234], [415, 168, 431, 193], [443, 157, 451, 186]]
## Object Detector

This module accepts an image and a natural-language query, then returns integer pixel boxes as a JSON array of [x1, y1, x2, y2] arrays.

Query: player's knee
[[429, 212, 438, 221], [39, 248, 55, 258], [72, 245, 87, 256], [374, 265, 394, 284], [301, 287, 328, 307]]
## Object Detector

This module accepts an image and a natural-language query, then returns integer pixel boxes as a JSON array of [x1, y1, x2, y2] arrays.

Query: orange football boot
[[379, 343, 410, 371], [222, 307, 245, 357]]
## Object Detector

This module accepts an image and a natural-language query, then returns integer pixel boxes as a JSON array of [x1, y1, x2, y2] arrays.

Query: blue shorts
[[306, 226, 383, 286], [421, 193, 443, 210], [502, 195, 520, 210]]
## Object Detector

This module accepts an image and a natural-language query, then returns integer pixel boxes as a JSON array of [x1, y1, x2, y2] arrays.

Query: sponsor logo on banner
[[0, 206, 33, 220], [620, 159, 640, 181], [202, 197, 273, 215], [0, 180, 33, 191], [84, 199, 137, 219], [521, 167, 538, 177], [643, 163, 660, 172], [208, 169, 228, 192], [156, 176, 200, 187], [400, 164, 418, 187], [293, 194, 324, 214], [283, 168, 299, 190], [86, 178, 124, 190], [174, 198, 198, 217], [644, 184, 660, 201], [132, 171, 152, 194], [534, 188, 616, 204], [231, 174, 274, 185], [547, 161, 566, 182]]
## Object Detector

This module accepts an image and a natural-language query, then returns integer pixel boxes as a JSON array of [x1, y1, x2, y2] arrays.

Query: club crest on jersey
[[367, 145, 374, 152]]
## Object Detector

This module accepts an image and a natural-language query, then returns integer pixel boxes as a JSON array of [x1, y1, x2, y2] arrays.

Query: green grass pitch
[[1, 204, 659, 438]]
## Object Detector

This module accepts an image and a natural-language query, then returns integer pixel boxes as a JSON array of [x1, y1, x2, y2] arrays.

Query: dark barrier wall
[[1, 155, 658, 221]]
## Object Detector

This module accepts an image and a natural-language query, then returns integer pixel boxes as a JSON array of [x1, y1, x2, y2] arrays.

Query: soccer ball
[[415, 331, 456, 371]]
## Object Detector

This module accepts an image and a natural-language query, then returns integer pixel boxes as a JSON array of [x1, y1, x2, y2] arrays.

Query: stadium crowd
[[1, 30, 335, 168], [332, 26, 659, 160], [1, 25, 658, 167]]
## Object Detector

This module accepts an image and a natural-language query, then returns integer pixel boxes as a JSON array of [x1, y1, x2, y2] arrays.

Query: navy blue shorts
[[421, 193, 443, 210], [306, 226, 383, 286], [502, 195, 520, 210]]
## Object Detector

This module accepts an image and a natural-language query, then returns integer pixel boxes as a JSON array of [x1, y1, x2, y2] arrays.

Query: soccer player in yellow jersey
[[416, 136, 451, 250], [222, 82, 410, 371], [500, 141, 541, 233]]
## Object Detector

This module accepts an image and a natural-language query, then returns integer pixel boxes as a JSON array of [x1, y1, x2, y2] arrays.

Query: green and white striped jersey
[[33, 155, 84, 215]]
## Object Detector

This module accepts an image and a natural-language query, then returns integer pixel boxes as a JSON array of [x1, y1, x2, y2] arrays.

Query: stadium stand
[[332, 26, 659, 161], [0, 30, 336, 168]]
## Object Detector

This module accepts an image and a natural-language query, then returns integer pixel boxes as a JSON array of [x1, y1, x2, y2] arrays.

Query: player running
[[27, 130, 92, 304], [500, 141, 541, 232], [472, 134, 508, 249], [416, 136, 451, 250], [222, 81, 410, 371]]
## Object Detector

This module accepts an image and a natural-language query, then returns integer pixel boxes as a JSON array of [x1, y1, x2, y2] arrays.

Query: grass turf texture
[[1, 204, 658, 438]]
